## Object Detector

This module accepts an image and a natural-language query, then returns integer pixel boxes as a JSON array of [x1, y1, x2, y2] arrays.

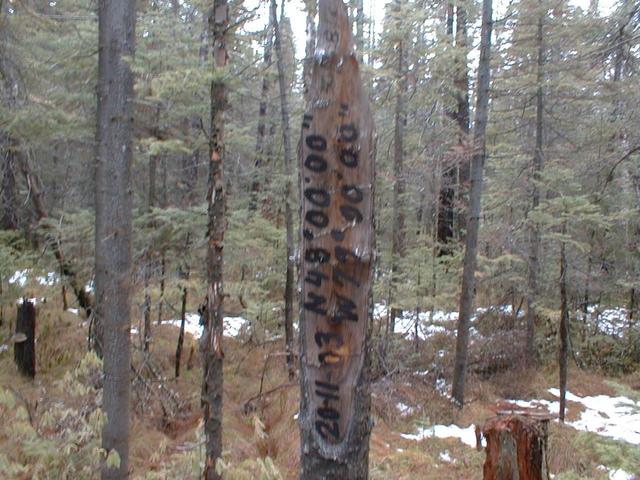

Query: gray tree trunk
[[201, 1, 229, 478], [299, 0, 375, 476], [454, 1, 471, 236], [390, 35, 406, 334], [525, 8, 545, 361], [95, 0, 136, 478], [250, 18, 273, 212], [1, 135, 17, 230], [272, 0, 296, 380], [451, 0, 493, 407], [302, 0, 317, 105], [559, 223, 568, 423]]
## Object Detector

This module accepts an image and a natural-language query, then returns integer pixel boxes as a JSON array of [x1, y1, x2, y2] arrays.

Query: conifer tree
[[94, 0, 136, 478], [201, 0, 229, 477]]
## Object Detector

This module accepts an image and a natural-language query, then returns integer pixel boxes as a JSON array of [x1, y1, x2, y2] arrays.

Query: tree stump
[[14, 300, 36, 378], [482, 414, 549, 480]]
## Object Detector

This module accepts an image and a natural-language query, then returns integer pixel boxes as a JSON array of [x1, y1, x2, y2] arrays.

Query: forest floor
[[1, 276, 639, 479]]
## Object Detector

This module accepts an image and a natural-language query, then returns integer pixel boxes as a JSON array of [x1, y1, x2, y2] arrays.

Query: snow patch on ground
[[373, 302, 527, 341], [375, 301, 635, 342], [401, 424, 483, 448], [9, 269, 29, 287], [547, 388, 640, 445], [36, 272, 58, 286], [396, 402, 415, 416], [163, 313, 250, 339], [0, 344, 8, 353], [436, 378, 450, 398], [439, 450, 453, 463], [607, 468, 636, 480], [507, 389, 640, 445], [577, 306, 634, 338], [16, 297, 45, 305], [67, 308, 79, 315]]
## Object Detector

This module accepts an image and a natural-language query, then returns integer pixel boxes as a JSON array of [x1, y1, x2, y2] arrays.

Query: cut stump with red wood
[[482, 414, 550, 480]]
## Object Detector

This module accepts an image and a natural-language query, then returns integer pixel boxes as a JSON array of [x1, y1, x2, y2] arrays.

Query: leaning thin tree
[[298, 0, 376, 477], [451, 0, 493, 408], [94, 0, 136, 478], [201, 0, 229, 478]]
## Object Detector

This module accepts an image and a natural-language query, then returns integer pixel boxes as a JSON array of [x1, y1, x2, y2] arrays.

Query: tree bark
[[451, 0, 493, 407], [201, 0, 229, 477], [249, 18, 273, 212], [1, 134, 17, 230], [558, 224, 568, 423], [14, 300, 36, 378], [525, 8, 545, 361], [303, 0, 317, 105], [272, 0, 296, 380], [175, 287, 187, 378], [482, 415, 549, 480], [390, 33, 406, 334], [436, 2, 469, 251], [95, 0, 136, 477], [454, 1, 471, 236], [299, 0, 375, 476]]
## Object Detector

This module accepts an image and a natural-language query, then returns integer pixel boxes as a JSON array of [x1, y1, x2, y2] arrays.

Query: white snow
[[507, 389, 640, 446], [36, 272, 58, 286], [547, 388, 640, 445], [16, 297, 44, 305], [439, 450, 453, 463], [396, 402, 415, 416], [163, 313, 249, 339], [608, 469, 635, 480], [436, 378, 450, 398], [9, 269, 29, 287], [0, 344, 8, 353], [372, 303, 527, 341], [224, 316, 249, 338], [67, 308, 79, 315], [401, 424, 483, 448], [577, 306, 633, 338]]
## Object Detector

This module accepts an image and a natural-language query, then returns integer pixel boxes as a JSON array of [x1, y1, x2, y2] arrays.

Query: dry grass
[[1, 286, 639, 479]]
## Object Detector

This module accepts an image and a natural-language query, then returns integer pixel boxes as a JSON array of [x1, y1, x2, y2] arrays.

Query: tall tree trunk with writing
[[299, 0, 375, 476], [525, 9, 545, 361], [272, 0, 296, 380], [249, 19, 273, 212], [201, 1, 229, 478], [451, 0, 493, 408], [390, 36, 406, 334], [95, 0, 136, 477]]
